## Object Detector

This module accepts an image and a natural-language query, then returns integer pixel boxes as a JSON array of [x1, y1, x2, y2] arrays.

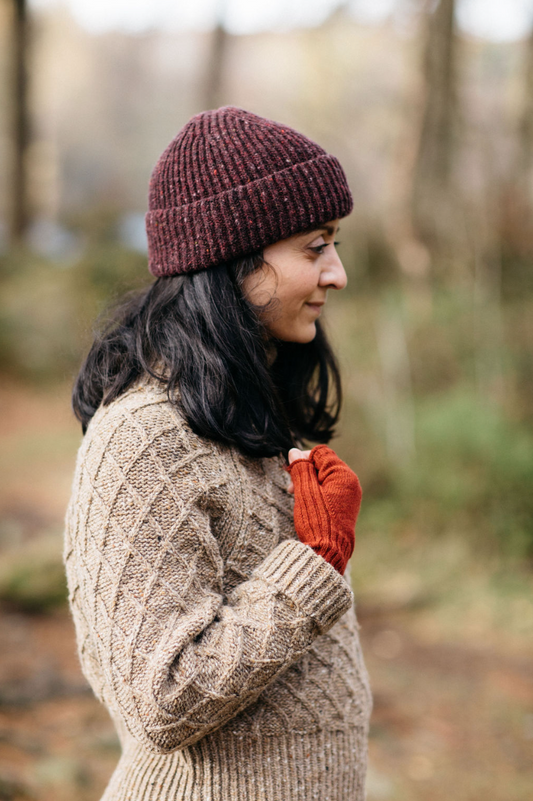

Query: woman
[[64, 106, 372, 801]]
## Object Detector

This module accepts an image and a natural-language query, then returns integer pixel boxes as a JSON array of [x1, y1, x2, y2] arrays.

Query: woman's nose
[[320, 250, 348, 290]]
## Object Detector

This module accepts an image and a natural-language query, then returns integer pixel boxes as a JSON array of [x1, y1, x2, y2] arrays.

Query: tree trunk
[[496, 28, 533, 263], [9, 0, 31, 245], [203, 0, 230, 111], [411, 0, 459, 259], [517, 29, 533, 187]]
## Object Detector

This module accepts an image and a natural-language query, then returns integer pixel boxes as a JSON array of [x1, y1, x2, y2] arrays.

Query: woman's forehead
[[296, 221, 341, 238]]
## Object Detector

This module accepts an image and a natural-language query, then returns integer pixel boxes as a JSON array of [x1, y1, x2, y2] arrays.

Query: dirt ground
[[0, 382, 532, 800]]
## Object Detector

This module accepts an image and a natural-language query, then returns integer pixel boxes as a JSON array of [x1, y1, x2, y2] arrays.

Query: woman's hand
[[286, 445, 362, 575]]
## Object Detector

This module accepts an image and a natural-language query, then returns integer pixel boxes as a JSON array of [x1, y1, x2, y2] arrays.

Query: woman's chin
[[266, 321, 317, 344], [286, 324, 317, 344]]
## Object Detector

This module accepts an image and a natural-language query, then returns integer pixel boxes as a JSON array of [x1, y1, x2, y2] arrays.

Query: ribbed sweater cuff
[[253, 539, 353, 633]]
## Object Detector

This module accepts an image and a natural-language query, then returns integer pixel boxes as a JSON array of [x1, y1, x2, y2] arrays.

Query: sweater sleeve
[[65, 399, 353, 754]]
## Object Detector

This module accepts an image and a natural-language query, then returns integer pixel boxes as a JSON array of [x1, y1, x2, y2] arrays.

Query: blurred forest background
[[0, 0, 532, 799]]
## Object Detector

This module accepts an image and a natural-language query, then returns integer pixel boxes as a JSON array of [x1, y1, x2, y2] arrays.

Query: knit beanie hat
[[145, 106, 353, 277]]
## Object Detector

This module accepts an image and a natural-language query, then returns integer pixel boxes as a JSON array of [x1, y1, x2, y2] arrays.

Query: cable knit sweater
[[64, 380, 372, 800]]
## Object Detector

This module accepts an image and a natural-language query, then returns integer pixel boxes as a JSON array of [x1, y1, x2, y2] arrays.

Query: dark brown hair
[[72, 254, 342, 458]]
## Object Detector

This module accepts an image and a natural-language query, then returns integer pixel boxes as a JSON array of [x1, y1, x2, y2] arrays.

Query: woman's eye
[[310, 241, 340, 255]]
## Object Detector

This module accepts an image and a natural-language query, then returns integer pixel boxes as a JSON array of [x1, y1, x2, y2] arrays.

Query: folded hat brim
[[146, 154, 352, 277]]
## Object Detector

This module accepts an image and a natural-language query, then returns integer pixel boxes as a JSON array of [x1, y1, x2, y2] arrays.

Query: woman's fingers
[[288, 448, 312, 464]]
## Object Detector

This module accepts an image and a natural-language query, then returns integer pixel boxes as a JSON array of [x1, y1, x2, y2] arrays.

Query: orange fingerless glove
[[286, 445, 362, 575]]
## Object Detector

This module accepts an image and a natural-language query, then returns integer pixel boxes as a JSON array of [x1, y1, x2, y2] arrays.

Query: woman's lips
[[306, 302, 324, 315]]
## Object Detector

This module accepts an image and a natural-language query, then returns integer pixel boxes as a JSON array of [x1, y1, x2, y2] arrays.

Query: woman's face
[[243, 220, 347, 343]]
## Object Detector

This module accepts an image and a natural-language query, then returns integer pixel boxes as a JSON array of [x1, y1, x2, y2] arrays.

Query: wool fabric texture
[[287, 445, 361, 576], [145, 106, 353, 277], [64, 379, 372, 801]]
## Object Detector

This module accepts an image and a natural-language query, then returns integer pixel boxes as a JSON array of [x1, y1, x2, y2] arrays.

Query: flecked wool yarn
[[64, 379, 372, 801], [145, 106, 353, 276]]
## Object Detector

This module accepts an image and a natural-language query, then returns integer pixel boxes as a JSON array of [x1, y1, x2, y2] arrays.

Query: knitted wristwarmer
[[287, 445, 362, 575]]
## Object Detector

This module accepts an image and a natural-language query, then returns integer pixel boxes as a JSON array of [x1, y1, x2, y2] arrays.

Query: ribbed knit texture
[[287, 445, 362, 576], [145, 106, 353, 276], [64, 380, 372, 800]]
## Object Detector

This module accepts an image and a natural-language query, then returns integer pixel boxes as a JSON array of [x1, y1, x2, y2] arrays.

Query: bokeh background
[[1, 0, 533, 799]]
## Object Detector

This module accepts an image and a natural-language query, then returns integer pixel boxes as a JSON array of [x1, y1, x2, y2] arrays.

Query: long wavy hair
[[72, 253, 342, 458]]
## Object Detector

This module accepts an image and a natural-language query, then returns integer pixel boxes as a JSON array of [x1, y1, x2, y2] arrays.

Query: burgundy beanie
[[145, 106, 353, 277]]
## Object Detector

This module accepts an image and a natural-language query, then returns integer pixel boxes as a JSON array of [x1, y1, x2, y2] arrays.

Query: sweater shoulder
[[76, 381, 228, 498], [86, 381, 205, 455], [88, 381, 182, 437]]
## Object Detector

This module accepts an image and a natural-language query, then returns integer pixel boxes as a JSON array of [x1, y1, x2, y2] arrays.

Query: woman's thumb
[[288, 448, 312, 465]]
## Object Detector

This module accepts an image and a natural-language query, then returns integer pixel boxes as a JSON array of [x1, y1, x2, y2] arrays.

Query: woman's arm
[[65, 401, 352, 755]]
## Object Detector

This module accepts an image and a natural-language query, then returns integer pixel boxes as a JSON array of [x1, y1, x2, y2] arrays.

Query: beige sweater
[[64, 380, 372, 800]]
